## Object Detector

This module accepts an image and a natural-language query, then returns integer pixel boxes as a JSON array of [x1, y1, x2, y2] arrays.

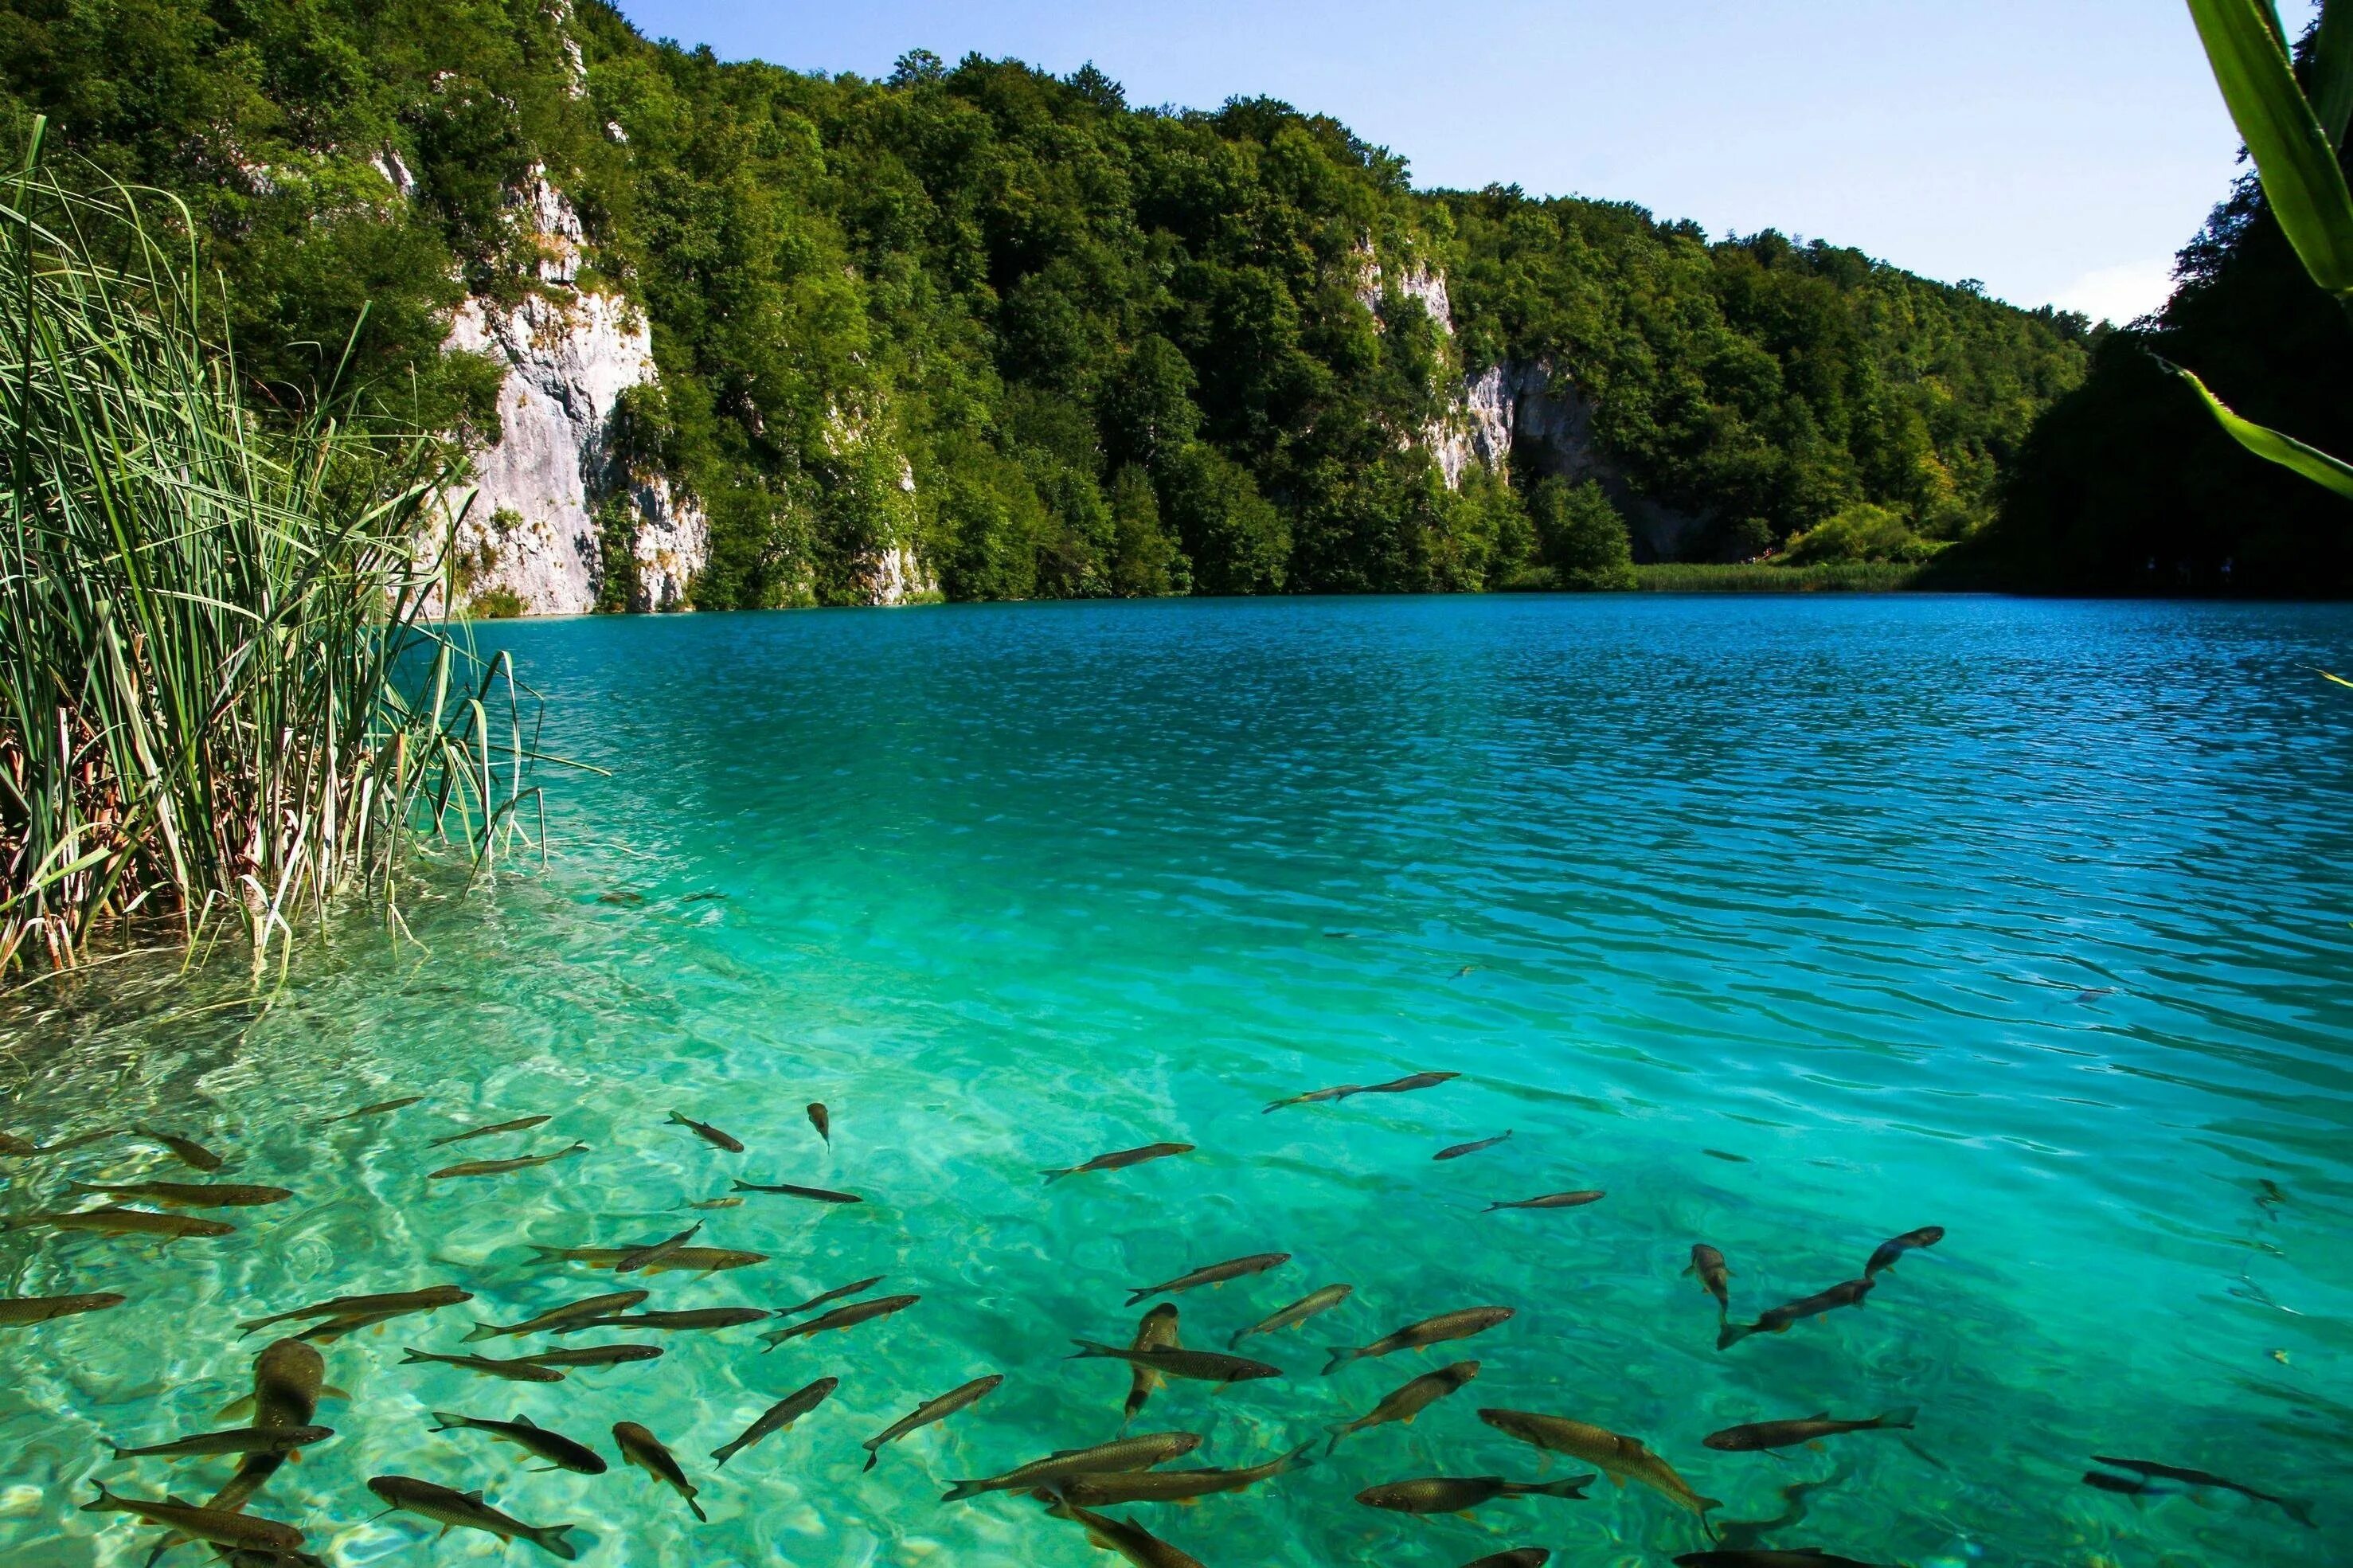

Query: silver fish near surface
[[1124, 1252, 1289, 1306], [1230, 1283, 1350, 1350], [669, 1112, 744, 1153], [1042, 1143, 1193, 1183], [940, 1431, 1204, 1503], [428, 1412, 608, 1474], [712, 1377, 838, 1467], [614, 1421, 706, 1522], [860, 1374, 1003, 1470], [1326, 1305, 1513, 1373], [366, 1476, 580, 1559]]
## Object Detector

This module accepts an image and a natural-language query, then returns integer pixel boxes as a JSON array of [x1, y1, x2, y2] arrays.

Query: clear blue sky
[[611, 1, 2314, 323]]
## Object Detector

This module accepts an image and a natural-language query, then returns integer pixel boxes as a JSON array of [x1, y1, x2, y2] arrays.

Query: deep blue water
[[4, 593, 2351, 1567]]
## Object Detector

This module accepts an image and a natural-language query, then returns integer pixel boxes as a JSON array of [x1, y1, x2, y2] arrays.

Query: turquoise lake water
[[4, 592, 2352, 1567]]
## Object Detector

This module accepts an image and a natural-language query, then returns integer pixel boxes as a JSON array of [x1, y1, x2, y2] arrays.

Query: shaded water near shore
[[4, 593, 2352, 1567]]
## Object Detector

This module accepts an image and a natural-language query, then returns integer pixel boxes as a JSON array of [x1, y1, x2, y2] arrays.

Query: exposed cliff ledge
[[432, 174, 706, 616], [1441, 361, 1708, 561], [441, 286, 706, 615]]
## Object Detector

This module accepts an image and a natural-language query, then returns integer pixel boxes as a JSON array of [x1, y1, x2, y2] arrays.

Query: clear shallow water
[[4, 592, 2353, 1568]]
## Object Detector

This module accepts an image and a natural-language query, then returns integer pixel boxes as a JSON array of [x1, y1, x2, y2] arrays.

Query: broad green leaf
[[2167, 359, 2353, 499], [2186, 0, 2353, 296], [2314, 0, 2353, 148]]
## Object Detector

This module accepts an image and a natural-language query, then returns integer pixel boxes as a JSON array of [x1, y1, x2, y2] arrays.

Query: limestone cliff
[[1358, 238, 1706, 560]]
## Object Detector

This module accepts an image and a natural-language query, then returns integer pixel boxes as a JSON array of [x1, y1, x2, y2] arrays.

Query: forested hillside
[[1988, 162, 2353, 594], [0, 0, 2093, 606]]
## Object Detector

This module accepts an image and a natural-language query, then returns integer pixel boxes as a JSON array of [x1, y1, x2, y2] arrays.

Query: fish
[[0, 1292, 126, 1326], [109, 1425, 333, 1460], [1675, 1544, 1891, 1554], [616, 1222, 703, 1273], [1354, 1474, 1593, 1514], [1325, 1305, 1514, 1373], [366, 1475, 580, 1559], [1054, 1441, 1317, 1505], [3, 1206, 235, 1241], [66, 1180, 291, 1208], [1863, 1226, 1945, 1277], [295, 1308, 411, 1343], [1357, 1071, 1461, 1097], [686, 1197, 744, 1210], [240, 1285, 471, 1335], [81, 1483, 303, 1551], [1262, 1084, 1362, 1112], [940, 1431, 1206, 1502], [427, 1115, 553, 1148], [18, 1201, 215, 1244], [862, 1374, 1003, 1470], [1231, 1283, 1352, 1349], [1686, 1245, 1733, 1313], [1718, 1280, 1874, 1349], [1704, 1410, 1917, 1452], [614, 1421, 706, 1522], [209, 1339, 328, 1514], [1436, 1132, 1512, 1160], [136, 1129, 224, 1171], [1126, 1252, 1290, 1306], [428, 1142, 588, 1179], [428, 1412, 608, 1474], [2083, 1469, 2172, 1497], [777, 1276, 885, 1316], [559, 1308, 773, 1334], [2255, 1178, 2286, 1211], [1264, 1072, 1462, 1112], [322, 1097, 424, 1124], [1069, 1340, 1281, 1386], [1043, 1143, 1194, 1183], [1125, 1304, 1181, 1423], [1041, 1498, 1209, 1568], [807, 1102, 831, 1143], [669, 1112, 744, 1153], [1703, 1150, 1750, 1163], [0, 1127, 117, 1158], [1485, 1189, 1604, 1213], [529, 1244, 767, 1274], [463, 1291, 650, 1342], [1327, 1361, 1480, 1453], [513, 1344, 664, 1370], [598, 890, 646, 906], [1479, 1409, 1720, 1519], [713, 1377, 839, 1467], [2089, 1456, 2316, 1528], [730, 1179, 861, 1204], [760, 1294, 919, 1349], [1673, 1554, 1886, 1568], [400, 1347, 568, 1382], [682, 890, 728, 903], [1458, 1554, 1551, 1568]]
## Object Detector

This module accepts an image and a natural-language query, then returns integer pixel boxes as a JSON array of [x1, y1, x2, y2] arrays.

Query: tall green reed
[[1, 119, 542, 976]]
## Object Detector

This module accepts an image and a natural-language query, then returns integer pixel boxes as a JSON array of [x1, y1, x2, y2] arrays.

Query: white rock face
[[1366, 237, 1708, 558], [429, 172, 709, 616], [440, 286, 706, 615]]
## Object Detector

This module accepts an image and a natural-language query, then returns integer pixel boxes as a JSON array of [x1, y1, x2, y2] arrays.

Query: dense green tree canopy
[[0, 0, 2091, 604]]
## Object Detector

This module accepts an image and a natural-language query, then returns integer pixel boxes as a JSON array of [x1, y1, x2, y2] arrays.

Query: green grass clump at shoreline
[[1631, 561, 1929, 592], [0, 126, 541, 975]]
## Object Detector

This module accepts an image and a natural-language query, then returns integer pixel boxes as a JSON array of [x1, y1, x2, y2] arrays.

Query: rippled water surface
[[6, 594, 2353, 1568]]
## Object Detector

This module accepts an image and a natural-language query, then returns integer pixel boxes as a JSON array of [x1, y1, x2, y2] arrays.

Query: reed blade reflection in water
[[3, 593, 2351, 1567]]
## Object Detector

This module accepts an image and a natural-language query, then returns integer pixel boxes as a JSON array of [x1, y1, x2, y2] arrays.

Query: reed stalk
[[0, 119, 541, 976]]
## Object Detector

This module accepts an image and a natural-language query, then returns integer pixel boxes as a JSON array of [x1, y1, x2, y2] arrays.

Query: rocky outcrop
[[440, 285, 707, 614], [1451, 361, 1706, 559], [434, 177, 707, 616]]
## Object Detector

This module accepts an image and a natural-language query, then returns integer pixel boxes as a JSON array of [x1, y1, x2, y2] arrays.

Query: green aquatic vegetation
[[0, 125, 546, 973]]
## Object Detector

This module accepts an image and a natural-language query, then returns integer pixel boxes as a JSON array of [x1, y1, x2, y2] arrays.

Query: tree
[[1527, 479, 1635, 589]]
